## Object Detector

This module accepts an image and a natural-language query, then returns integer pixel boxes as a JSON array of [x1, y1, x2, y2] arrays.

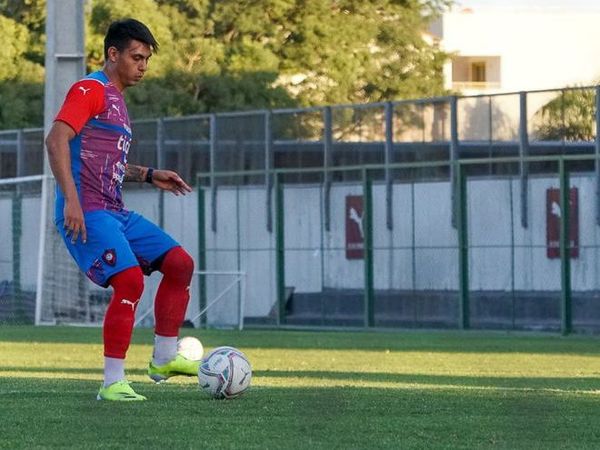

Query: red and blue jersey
[[53, 71, 132, 222]]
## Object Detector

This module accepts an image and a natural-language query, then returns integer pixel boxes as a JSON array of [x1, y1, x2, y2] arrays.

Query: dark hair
[[103, 18, 159, 60]]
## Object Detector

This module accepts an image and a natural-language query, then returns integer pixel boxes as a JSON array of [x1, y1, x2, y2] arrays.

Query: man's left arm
[[125, 164, 192, 196]]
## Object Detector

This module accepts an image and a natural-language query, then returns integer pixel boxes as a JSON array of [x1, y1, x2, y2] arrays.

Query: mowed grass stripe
[[1, 326, 600, 449]]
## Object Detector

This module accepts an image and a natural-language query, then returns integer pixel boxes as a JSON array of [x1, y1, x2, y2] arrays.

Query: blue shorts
[[57, 209, 179, 287]]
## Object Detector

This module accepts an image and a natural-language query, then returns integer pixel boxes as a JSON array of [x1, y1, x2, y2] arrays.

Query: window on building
[[451, 56, 500, 91], [471, 62, 486, 82]]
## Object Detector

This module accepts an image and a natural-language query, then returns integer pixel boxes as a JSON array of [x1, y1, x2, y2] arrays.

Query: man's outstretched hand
[[151, 170, 192, 195]]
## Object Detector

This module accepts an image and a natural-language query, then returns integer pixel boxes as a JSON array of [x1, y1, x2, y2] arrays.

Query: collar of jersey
[[86, 71, 110, 85], [84, 71, 131, 138]]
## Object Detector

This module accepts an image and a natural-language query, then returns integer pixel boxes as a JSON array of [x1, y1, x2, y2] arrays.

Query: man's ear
[[107, 46, 119, 63]]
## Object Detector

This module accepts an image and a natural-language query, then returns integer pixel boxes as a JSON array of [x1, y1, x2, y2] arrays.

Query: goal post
[[191, 270, 246, 331], [14, 172, 246, 329], [133, 270, 247, 330], [0, 175, 45, 324]]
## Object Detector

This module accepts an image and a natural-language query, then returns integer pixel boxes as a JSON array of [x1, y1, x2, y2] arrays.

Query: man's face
[[109, 39, 152, 89]]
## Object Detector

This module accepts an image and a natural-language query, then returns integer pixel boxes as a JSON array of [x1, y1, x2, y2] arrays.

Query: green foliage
[[0, 10, 44, 128], [1, 0, 451, 129], [0, 81, 43, 128], [533, 88, 596, 142]]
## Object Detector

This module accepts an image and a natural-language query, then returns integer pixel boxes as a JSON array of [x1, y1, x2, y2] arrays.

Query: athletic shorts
[[56, 209, 179, 287]]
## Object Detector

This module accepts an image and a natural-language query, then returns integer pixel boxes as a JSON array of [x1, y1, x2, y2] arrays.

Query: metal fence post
[[197, 182, 207, 328], [559, 159, 572, 335], [323, 107, 332, 231], [16, 130, 25, 178], [519, 92, 529, 228], [595, 86, 600, 226], [363, 168, 375, 327], [12, 190, 23, 321], [457, 162, 470, 329], [265, 110, 273, 232], [156, 118, 165, 228], [275, 173, 286, 326], [385, 102, 394, 230], [450, 96, 459, 228], [210, 114, 217, 232]]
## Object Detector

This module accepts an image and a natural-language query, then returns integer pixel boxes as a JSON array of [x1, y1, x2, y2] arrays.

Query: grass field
[[1, 326, 600, 449]]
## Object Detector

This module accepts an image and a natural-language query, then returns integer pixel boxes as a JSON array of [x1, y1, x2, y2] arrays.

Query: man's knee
[[161, 247, 194, 284], [109, 266, 145, 300]]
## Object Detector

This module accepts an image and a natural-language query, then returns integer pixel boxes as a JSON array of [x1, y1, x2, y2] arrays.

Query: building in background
[[430, 5, 600, 94]]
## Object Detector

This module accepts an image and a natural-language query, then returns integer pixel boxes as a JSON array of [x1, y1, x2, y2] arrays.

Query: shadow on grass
[[2, 366, 599, 392], [2, 325, 600, 355], [255, 370, 600, 391], [0, 377, 599, 449]]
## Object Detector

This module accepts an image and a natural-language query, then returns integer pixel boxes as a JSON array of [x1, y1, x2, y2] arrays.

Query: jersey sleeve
[[54, 79, 105, 134]]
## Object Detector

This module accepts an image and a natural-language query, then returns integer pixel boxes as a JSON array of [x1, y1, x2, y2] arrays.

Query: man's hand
[[63, 197, 87, 244], [150, 170, 192, 195]]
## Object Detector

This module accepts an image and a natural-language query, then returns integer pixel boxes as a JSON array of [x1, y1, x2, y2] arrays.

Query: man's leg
[[96, 265, 147, 401], [103, 266, 144, 385], [147, 246, 198, 382], [56, 210, 147, 400], [119, 211, 197, 381], [153, 246, 194, 364]]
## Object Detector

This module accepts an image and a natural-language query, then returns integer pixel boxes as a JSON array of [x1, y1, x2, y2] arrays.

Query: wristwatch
[[145, 167, 154, 184]]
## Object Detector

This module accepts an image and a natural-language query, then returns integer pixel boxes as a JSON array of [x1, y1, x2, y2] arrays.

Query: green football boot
[[96, 380, 147, 401], [147, 354, 200, 383]]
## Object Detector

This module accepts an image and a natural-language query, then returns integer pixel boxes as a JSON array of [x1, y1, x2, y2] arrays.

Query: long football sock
[[103, 266, 144, 360], [153, 246, 194, 338]]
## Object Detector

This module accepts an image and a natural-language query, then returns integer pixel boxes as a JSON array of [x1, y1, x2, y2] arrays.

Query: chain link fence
[[1, 86, 599, 330]]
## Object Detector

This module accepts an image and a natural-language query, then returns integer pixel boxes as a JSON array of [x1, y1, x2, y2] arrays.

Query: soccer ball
[[198, 346, 252, 399], [177, 336, 204, 361]]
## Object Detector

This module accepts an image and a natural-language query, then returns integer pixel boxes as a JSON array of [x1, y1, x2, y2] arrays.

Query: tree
[[533, 88, 595, 142], [1, 0, 452, 129], [0, 12, 44, 128]]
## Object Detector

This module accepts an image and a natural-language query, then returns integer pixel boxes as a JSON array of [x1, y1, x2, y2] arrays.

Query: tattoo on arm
[[124, 164, 147, 182]]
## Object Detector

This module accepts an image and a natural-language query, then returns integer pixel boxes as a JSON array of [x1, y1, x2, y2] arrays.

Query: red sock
[[103, 266, 144, 358], [154, 247, 194, 337]]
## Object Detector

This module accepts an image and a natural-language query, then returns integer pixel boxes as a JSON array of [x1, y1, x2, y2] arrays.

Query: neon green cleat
[[148, 354, 200, 383], [96, 380, 147, 401]]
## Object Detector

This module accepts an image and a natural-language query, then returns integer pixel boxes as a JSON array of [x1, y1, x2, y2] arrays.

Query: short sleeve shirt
[[53, 71, 132, 221]]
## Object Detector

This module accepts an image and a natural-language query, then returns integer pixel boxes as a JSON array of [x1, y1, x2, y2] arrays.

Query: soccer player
[[45, 19, 198, 401]]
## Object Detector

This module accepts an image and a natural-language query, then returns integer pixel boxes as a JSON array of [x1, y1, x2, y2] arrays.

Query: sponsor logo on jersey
[[117, 134, 131, 155]]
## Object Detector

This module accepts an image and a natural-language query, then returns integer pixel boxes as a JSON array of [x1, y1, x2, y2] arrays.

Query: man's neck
[[102, 67, 125, 92]]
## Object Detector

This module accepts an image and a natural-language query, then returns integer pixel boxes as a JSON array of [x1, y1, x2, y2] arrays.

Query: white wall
[[0, 198, 13, 285], [284, 186, 323, 293], [5, 175, 600, 324], [203, 186, 277, 321], [437, 8, 600, 93]]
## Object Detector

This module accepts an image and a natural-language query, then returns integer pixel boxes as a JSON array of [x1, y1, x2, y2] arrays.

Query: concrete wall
[[205, 174, 600, 321], [0, 195, 41, 291]]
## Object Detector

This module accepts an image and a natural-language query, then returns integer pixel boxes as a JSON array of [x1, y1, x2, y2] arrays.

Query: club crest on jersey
[[102, 249, 117, 266]]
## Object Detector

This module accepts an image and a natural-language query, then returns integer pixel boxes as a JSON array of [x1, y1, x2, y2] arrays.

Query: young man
[[45, 18, 198, 401]]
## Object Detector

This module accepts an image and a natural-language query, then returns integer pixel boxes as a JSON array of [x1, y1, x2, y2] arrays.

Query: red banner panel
[[346, 195, 364, 259], [546, 187, 578, 259]]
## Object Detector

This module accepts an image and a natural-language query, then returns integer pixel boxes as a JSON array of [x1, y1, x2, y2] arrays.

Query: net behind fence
[[0, 176, 44, 324]]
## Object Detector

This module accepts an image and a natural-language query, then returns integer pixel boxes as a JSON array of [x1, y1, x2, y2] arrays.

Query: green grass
[[1, 326, 600, 449]]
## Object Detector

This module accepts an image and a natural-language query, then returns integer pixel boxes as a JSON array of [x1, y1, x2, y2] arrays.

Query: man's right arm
[[45, 121, 87, 244]]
